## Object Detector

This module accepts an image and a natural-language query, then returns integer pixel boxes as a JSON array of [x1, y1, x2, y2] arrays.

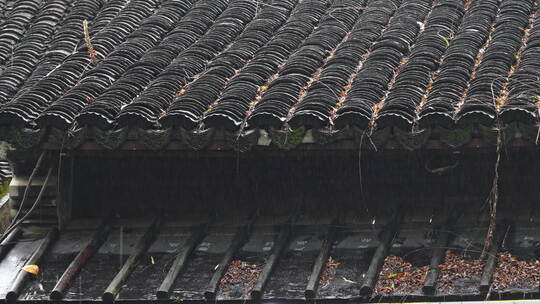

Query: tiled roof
[[0, 0, 539, 138]]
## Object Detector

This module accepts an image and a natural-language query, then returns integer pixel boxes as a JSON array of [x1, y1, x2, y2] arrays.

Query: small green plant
[[172, 296, 183, 303], [437, 34, 450, 46], [0, 179, 10, 199]]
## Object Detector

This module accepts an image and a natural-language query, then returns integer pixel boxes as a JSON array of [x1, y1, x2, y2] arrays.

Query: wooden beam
[[102, 215, 164, 303], [204, 224, 253, 300], [250, 224, 291, 300], [360, 223, 397, 296], [422, 224, 451, 294], [50, 213, 115, 300], [0, 226, 21, 261], [422, 210, 461, 294], [305, 220, 337, 299], [156, 223, 207, 299], [156, 223, 208, 300], [480, 224, 508, 293], [6, 228, 58, 302]]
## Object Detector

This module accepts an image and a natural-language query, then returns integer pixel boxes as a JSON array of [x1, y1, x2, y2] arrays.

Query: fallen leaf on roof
[[387, 273, 399, 279], [22, 264, 39, 275], [342, 277, 357, 284]]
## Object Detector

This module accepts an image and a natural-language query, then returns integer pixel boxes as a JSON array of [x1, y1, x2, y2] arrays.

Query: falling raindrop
[[119, 226, 124, 267], [79, 272, 82, 301]]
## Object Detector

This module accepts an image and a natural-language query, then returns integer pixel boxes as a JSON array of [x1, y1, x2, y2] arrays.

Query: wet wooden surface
[[1, 213, 539, 302]]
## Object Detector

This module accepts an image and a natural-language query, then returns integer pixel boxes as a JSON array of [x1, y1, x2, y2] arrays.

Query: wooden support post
[[204, 224, 253, 300], [250, 224, 291, 300], [56, 152, 74, 231], [156, 224, 207, 299], [6, 228, 58, 302], [50, 213, 115, 300], [0, 227, 21, 261], [360, 224, 397, 296], [480, 224, 508, 293], [102, 215, 164, 303], [305, 221, 337, 299]]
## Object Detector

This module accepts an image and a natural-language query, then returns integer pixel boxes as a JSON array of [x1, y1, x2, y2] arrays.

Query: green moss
[[0, 179, 11, 200]]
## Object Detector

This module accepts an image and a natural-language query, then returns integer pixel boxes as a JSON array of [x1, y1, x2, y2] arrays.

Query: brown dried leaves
[[320, 257, 341, 288], [219, 260, 263, 293], [374, 255, 429, 295], [437, 250, 485, 291], [491, 253, 540, 291]]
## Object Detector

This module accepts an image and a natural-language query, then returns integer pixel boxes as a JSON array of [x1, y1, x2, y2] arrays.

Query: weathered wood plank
[[423, 212, 460, 294], [250, 224, 291, 299], [360, 222, 398, 296], [102, 215, 164, 303], [305, 220, 337, 299], [156, 223, 207, 299], [204, 224, 252, 300], [0, 227, 21, 261], [6, 228, 59, 302], [50, 213, 115, 299]]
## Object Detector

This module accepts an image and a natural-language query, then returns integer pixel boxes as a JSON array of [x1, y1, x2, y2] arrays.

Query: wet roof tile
[[0, 0, 538, 149]]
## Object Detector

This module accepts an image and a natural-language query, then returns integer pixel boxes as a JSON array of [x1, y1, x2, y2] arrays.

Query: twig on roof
[[480, 125, 501, 260], [83, 20, 98, 65], [425, 154, 459, 175]]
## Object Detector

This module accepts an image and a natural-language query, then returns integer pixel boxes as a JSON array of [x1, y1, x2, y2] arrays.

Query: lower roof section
[[1, 209, 540, 303]]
